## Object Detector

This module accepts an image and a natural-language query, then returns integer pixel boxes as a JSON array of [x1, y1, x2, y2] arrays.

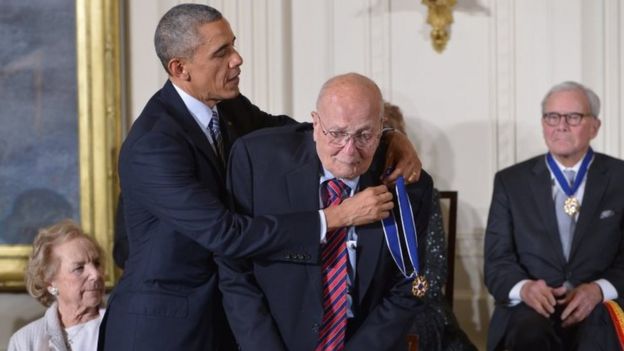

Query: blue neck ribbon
[[381, 176, 420, 279], [546, 147, 594, 197]]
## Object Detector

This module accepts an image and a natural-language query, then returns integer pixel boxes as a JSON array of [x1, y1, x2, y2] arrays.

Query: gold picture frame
[[0, 0, 121, 290]]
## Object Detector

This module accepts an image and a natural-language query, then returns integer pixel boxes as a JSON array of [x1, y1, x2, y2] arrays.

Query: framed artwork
[[0, 0, 122, 290]]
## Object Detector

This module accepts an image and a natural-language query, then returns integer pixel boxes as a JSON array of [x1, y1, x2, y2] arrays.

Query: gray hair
[[541, 81, 601, 117], [154, 4, 223, 74]]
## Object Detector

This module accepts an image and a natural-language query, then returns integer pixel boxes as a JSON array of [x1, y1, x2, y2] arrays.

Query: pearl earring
[[47, 286, 59, 296]]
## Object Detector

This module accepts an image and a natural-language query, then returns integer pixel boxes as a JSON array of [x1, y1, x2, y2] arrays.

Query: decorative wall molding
[[620, 0, 624, 157], [492, 0, 516, 172], [602, 0, 622, 157], [370, 0, 392, 98]]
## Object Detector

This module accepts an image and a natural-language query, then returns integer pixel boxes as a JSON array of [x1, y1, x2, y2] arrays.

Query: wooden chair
[[407, 190, 459, 351], [439, 191, 458, 308]]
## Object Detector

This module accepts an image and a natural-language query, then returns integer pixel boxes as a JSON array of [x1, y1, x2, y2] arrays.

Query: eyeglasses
[[542, 112, 593, 127], [314, 113, 382, 149]]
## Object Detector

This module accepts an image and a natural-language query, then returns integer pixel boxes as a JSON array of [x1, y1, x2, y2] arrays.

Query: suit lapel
[[285, 135, 320, 212], [569, 155, 608, 259], [355, 171, 384, 304], [161, 81, 226, 180], [284, 134, 324, 299], [215, 103, 237, 164], [529, 156, 567, 264]]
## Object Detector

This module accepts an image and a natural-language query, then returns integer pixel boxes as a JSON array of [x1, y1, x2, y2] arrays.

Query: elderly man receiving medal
[[216, 73, 432, 351], [484, 81, 624, 351]]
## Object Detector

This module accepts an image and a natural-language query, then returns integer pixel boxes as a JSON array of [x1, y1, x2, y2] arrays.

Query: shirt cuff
[[508, 279, 530, 306], [595, 279, 618, 301], [319, 210, 327, 243]]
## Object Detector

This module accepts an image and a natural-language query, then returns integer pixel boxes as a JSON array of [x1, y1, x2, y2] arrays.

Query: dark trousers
[[503, 303, 617, 351]]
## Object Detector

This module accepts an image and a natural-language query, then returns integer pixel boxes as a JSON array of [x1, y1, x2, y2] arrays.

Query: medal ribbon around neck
[[546, 147, 593, 198], [381, 176, 427, 297]]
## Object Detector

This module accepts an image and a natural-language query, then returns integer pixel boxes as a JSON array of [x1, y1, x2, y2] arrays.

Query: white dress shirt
[[172, 83, 220, 155]]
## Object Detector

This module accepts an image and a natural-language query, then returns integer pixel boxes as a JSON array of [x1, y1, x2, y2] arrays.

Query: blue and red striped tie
[[316, 179, 351, 351]]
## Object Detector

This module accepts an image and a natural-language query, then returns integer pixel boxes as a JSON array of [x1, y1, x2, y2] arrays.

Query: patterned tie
[[555, 169, 577, 261], [207, 109, 224, 163], [316, 179, 351, 351]]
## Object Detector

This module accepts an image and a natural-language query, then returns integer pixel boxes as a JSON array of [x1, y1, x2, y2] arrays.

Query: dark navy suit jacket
[[100, 81, 322, 351], [217, 124, 433, 351]]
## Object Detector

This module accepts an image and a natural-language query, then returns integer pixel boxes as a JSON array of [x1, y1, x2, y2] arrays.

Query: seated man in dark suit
[[484, 81, 624, 351], [217, 73, 433, 350]]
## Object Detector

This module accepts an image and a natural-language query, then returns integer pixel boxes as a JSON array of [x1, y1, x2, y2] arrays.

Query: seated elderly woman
[[8, 219, 105, 351]]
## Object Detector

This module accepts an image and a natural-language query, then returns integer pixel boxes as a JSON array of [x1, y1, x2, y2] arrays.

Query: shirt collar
[[548, 151, 593, 174], [172, 82, 218, 129], [319, 168, 359, 194]]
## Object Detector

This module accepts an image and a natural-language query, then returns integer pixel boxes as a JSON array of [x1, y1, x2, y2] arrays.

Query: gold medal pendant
[[564, 197, 580, 216], [411, 275, 429, 298]]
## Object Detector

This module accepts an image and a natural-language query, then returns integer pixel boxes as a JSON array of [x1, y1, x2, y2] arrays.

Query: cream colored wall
[[2, 0, 623, 350]]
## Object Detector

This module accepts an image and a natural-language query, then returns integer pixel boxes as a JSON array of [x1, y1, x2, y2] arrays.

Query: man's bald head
[[312, 73, 384, 179]]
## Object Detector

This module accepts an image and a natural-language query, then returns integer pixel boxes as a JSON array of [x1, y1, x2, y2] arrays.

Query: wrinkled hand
[[324, 185, 393, 230], [382, 131, 421, 185], [520, 280, 563, 318], [559, 283, 603, 327]]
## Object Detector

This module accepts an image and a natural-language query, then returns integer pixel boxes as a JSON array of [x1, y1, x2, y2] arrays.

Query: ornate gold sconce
[[422, 0, 457, 53]]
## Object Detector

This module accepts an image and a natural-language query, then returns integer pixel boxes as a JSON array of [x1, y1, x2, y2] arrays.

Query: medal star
[[411, 275, 429, 298], [564, 197, 580, 216]]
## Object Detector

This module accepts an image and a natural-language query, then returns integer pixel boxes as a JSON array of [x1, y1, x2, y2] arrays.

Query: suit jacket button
[[297, 254, 304, 260], [312, 323, 319, 333]]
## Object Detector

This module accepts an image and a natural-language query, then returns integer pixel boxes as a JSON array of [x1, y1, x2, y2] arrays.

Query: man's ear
[[591, 117, 602, 139], [168, 58, 189, 80], [311, 111, 319, 127], [311, 112, 319, 142]]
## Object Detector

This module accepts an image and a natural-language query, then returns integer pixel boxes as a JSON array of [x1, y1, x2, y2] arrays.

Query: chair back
[[438, 191, 458, 307]]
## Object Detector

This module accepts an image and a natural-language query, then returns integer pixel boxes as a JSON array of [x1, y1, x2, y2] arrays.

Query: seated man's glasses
[[542, 112, 593, 127], [315, 113, 381, 149]]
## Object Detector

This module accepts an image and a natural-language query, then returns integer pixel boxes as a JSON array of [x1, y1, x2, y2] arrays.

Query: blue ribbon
[[546, 147, 594, 196], [381, 176, 420, 278]]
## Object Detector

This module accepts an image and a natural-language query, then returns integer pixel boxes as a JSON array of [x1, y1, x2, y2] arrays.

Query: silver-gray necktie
[[555, 169, 577, 261]]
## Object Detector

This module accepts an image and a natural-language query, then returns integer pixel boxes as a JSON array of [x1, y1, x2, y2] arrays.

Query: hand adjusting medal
[[381, 176, 428, 298]]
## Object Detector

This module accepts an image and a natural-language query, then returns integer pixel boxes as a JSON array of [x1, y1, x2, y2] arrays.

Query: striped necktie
[[316, 179, 351, 351], [207, 109, 224, 163]]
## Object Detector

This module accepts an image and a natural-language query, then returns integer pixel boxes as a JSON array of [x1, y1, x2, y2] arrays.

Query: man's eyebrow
[[211, 43, 229, 55], [211, 37, 236, 56]]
